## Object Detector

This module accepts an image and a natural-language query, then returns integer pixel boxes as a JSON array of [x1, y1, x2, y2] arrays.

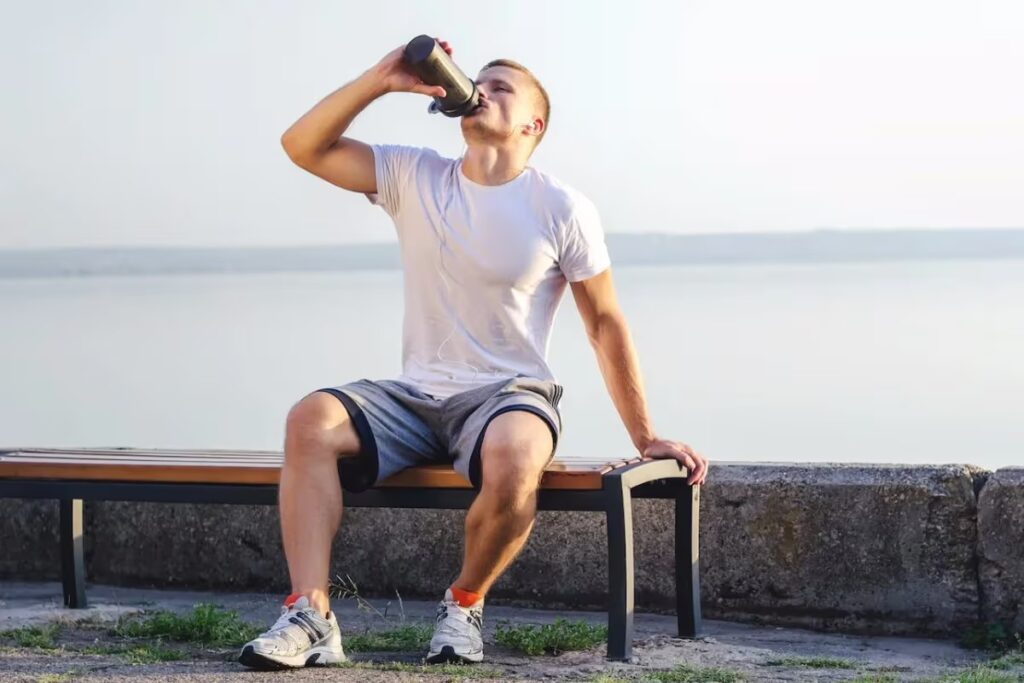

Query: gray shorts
[[316, 376, 564, 492]]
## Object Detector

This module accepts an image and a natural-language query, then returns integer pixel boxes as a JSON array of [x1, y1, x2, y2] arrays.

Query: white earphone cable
[[433, 158, 481, 383]]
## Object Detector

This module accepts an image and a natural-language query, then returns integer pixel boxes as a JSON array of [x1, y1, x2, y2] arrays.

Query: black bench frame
[[1, 458, 701, 660]]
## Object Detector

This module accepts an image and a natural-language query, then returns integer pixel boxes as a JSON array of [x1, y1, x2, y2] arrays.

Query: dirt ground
[[1, 581, 1019, 682]]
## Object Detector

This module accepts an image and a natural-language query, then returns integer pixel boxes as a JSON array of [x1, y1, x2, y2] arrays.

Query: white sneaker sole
[[239, 643, 346, 669], [426, 644, 484, 664]]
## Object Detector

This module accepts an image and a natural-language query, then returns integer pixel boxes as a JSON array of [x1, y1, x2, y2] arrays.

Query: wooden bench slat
[[1, 449, 628, 467], [0, 448, 641, 490], [0, 455, 625, 468], [1, 448, 282, 460], [0, 456, 279, 466], [0, 462, 282, 485]]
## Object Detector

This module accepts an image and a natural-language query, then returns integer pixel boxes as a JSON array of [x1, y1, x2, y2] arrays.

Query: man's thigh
[[446, 377, 563, 489], [316, 379, 447, 492]]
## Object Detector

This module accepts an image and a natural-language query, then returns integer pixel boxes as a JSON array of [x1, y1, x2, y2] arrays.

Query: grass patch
[[963, 624, 1024, 675], [344, 623, 433, 652], [765, 655, 856, 669], [846, 675, 900, 683], [118, 644, 187, 664], [36, 673, 79, 683], [494, 618, 607, 656], [0, 623, 62, 649], [922, 667, 1022, 683], [69, 615, 110, 630], [81, 643, 185, 664], [334, 660, 503, 678], [990, 651, 1024, 670], [34, 671, 79, 683], [643, 664, 746, 682], [112, 603, 260, 646]]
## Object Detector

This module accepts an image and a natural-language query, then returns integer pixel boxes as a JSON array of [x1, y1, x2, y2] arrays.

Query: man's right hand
[[367, 38, 453, 98]]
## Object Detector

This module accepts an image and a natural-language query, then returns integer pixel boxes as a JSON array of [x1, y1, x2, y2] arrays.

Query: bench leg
[[606, 482, 634, 661], [60, 498, 87, 608], [676, 484, 702, 637]]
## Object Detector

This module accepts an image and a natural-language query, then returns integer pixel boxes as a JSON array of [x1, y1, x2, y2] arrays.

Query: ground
[[1, 582, 1020, 682]]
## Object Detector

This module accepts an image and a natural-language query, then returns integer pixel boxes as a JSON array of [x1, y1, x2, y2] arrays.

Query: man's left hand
[[643, 439, 709, 485]]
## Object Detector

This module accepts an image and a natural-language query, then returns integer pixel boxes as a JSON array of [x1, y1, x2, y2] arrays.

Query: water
[[1, 260, 1021, 470]]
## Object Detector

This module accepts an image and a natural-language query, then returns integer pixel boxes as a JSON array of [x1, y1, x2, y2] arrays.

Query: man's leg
[[239, 391, 361, 669], [453, 410, 554, 596], [279, 391, 363, 617], [427, 409, 553, 664]]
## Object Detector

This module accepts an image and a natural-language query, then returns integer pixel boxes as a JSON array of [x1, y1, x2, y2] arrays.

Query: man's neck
[[461, 145, 531, 186]]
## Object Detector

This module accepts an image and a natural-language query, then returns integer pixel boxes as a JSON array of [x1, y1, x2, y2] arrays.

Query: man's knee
[[479, 411, 554, 504], [284, 391, 361, 462]]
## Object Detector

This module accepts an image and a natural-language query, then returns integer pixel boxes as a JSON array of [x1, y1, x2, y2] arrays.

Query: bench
[[0, 447, 701, 660]]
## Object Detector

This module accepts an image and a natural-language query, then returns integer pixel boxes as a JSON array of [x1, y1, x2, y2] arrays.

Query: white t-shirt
[[368, 144, 611, 399]]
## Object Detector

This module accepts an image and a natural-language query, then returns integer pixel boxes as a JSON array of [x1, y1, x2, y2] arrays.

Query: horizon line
[[3, 226, 1024, 253]]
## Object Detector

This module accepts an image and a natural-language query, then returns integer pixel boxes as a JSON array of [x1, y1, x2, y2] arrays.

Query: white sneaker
[[426, 588, 484, 664], [239, 595, 346, 669]]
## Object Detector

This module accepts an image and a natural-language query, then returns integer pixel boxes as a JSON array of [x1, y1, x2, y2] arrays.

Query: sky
[[1, 0, 1022, 249]]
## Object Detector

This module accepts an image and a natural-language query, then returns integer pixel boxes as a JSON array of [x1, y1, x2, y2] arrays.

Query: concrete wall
[[978, 467, 1024, 633], [1, 462, 1019, 637]]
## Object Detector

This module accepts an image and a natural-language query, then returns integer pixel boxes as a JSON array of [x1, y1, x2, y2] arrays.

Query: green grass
[[959, 624, 1024, 680], [494, 618, 607, 656], [845, 675, 900, 683], [69, 615, 110, 630], [334, 660, 503, 678], [765, 655, 857, 669], [344, 623, 433, 652], [118, 644, 186, 664], [989, 652, 1024, 670], [81, 643, 185, 664], [35, 673, 79, 683], [0, 624, 62, 649], [642, 664, 746, 682], [112, 603, 261, 646], [922, 667, 1022, 683]]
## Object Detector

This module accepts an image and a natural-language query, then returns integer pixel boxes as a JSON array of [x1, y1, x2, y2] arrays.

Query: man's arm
[[570, 269, 709, 485], [280, 41, 450, 191]]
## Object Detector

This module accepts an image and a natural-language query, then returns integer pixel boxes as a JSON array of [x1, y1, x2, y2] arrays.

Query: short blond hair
[[482, 59, 550, 146]]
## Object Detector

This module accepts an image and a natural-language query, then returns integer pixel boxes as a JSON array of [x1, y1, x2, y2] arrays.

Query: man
[[239, 38, 709, 670]]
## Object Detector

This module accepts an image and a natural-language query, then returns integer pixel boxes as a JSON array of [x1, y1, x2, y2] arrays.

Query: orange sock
[[286, 592, 330, 618], [450, 586, 484, 607]]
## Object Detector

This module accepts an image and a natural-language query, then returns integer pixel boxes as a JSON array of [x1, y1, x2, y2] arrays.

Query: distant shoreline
[[1, 228, 1022, 278]]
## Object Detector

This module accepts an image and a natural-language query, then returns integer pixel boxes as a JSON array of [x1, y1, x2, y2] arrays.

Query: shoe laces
[[268, 599, 325, 637], [269, 605, 301, 633], [435, 597, 483, 637]]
